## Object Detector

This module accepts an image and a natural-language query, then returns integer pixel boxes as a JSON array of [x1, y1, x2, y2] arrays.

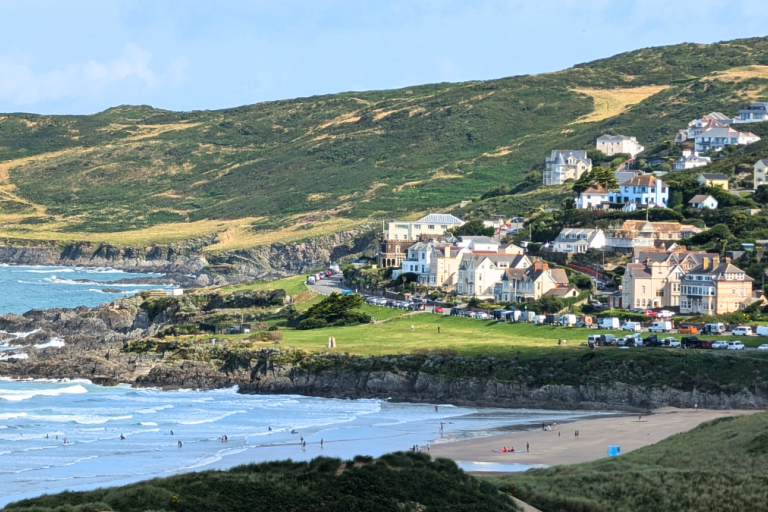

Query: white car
[[731, 326, 753, 336], [657, 310, 675, 319], [475, 312, 491, 320], [711, 341, 728, 350], [662, 337, 681, 348], [727, 341, 745, 350], [758, 344, 768, 351]]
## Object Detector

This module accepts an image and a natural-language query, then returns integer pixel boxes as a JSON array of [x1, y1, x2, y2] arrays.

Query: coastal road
[[308, 275, 345, 295]]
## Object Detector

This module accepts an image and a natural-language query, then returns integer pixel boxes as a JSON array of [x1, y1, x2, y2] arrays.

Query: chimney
[[542, 262, 549, 271], [646, 257, 652, 266], [725, 256, 732, 264], [682, 148, 692, 157], [702, 257, 710, 270], [533, 260, 544, 271]]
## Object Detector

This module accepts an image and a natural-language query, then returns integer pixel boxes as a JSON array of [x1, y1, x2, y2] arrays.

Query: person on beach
[[437, 326, 440, 333], [435, 405, 438, 412], [178, 440, 182, 448], [526, 442, 529, 452], [558, 432, 560, 438], [695, 403, 698, 412], [426, 444, 429, 451], [268, 426, 272, 432], [320, 438, 323, 447], [411, 325, 414, 331]]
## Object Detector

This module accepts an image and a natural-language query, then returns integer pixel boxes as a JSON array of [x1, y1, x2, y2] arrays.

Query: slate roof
[[689, 195, 715, 204], [698, 173, 728, 180], [417, 213, 464, 225]]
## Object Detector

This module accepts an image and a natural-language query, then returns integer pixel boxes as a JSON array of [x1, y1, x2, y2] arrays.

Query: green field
[[494, 411, 768, 512], [1, 38, 768, 245]]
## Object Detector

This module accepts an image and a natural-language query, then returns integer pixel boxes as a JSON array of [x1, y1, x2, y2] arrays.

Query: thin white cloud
[[0, 43, 160, 106]]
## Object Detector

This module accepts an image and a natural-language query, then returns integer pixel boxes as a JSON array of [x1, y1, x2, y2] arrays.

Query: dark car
[[643, 334, 661, 347]]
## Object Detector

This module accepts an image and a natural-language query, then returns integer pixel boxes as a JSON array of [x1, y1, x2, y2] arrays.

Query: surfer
[[170, 430, 174, 435], [268, 426, 272, 432], [178, 440, 183, 448], [120, 434, 125, 440]]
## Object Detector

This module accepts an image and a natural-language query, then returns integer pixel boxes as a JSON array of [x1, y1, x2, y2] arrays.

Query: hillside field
[[2, 38, 768, 247]]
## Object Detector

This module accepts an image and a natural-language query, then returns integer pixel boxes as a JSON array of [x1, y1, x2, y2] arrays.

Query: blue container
[[608, 445, 621, 457]]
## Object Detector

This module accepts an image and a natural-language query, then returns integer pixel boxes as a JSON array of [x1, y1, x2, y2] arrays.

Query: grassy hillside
[[2, 452, 518, 512], [2, 37, 768, 246], [495, 411, 768, 512]]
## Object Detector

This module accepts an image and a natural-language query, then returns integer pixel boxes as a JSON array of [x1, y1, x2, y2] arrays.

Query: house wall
[[755, 162, 768, 190], [715, 279, 753, 314]]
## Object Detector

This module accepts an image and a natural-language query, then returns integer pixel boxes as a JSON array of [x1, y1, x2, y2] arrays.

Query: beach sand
[[429, 407, 761, 467]]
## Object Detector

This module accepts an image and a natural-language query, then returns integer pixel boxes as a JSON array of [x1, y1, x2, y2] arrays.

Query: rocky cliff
[[0, 227, 376, 280]]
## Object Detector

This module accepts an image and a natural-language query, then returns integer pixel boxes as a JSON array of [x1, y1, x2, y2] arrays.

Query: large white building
[[694, 126, 760, 153], [596, 134, 644, 157], [575, 183, 611, 209], [383, 213, 464, 240], [456, 253, 531, 298], [675, 114, 732, 143], [550, 228, 606, 253], [543, 150, 592, 186], [614, 175, 669, 208]]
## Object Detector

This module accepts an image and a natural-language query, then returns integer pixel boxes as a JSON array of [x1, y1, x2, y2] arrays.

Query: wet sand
[[429, 407, 762, 467]]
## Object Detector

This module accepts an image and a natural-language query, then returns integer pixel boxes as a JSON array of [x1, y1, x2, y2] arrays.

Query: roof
[[549, 268, 569, 284], [626, 262, 652, 279], [688, 261, 755, 282], [582, 182, 609, 194], [459, 236, 495, 244], [544, 286, 580, 298], [416, 213, 464, 225], [553, 228, 603, 244], [756, 159, 768, 166], [623, 174, 659, 187], [616, 170, 642, 185], [597, 134, 637, 142], [547, 150, 590, 164], [689, 195, 715, 204], [698, 173, 728, 180]]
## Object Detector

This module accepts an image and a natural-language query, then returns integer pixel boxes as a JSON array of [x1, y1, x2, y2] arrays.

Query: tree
[[572, 170, 595, 194], [754, 185, 768, 204], [591, 167, 619, 190], [449, 219, 495, 237], [569, 272, 593, 290], [481, 184, 510, 200], [668, 189, 684, 208], [535, 295, 564, 314]]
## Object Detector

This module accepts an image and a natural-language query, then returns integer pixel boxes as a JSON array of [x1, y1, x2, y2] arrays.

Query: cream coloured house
[[384, 213, 464, 240], [596, 134, 644, 157], [493, 260, 569, 302], [543, 150, 592, 185], [456, 253, 531, 298], [755, 159, 768, 190]]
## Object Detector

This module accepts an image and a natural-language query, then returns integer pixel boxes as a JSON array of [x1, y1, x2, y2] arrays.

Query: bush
[[297, 318, 328, 330], [267, 325, 279, 331], [267, 331, 283, 341]]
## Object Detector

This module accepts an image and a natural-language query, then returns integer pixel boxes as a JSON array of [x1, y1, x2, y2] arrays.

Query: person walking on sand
[[178, 440, 182, 448], [435, 405, 438, 412], [170, 430, 174, 435], [320, 438, 324, 448], [526, 442, 529, 452], [695, 403, 698, 412]]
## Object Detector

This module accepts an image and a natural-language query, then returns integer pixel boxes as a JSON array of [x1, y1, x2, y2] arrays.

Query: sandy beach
[[429, 407, 762, 467]]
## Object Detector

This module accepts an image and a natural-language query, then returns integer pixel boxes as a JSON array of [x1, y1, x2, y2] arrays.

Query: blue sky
[[1, 0, 767, 115]]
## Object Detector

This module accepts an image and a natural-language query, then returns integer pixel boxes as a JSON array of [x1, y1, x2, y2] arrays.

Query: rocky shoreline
[[0, 227, 377, 285], [1, 299, 766, 412]]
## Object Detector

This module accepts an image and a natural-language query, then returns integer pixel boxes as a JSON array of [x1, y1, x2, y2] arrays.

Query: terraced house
[[679, 257, 754, 315], [493, 260, 569, 303]]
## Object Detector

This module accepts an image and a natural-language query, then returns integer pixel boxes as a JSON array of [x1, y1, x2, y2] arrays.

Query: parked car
[[599, 334, 617, 346], [711, 341, 728, 349], [622, 322, 641, 332], [433, 307, 444, 314], [657, 310, 675, 319], [731, 326, 753, 336], [574, 320, 589, 328], [727, 341, 745, 350], [476, 312, 491, 320], [662, 337, 681, 348], [758, 344, 768, 351], [642, 310, 658, 318], [703, 323, 725, 335], [649, 321, 673, 333], [643, 334, 661, 347]]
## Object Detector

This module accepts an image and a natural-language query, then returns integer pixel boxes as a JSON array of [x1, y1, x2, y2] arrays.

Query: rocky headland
[[1, 296, 766, 412]]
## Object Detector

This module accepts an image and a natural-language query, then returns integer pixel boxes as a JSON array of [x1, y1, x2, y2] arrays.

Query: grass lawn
[[278, 312, 768, 357]]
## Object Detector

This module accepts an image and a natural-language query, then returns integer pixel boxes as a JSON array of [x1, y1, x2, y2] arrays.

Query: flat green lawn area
[[280, 313, 768, 356], [282, 313, 602, 357], [219, 274, 312, 296]]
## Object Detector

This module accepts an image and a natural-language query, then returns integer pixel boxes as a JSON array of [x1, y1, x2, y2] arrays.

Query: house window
[[428, 225, 435, 230], [413, 225, 421, 229], [395, 246, 400, 253], [441, 225, 448, 229], [641, 286, 646, 293]]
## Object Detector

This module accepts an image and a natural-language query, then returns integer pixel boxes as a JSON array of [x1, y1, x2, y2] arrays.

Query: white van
[[622, 322, 641, 332], [704, 323, 725, 334], [598, 317, 620, 329], [560, 314, 577, 326], [756, 326, 768, 337], [649, 321, 673, 333], [731, 326, 753, 336]]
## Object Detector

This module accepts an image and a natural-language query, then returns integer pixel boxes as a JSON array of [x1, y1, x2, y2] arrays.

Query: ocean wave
[[0, 353, 28, 361], [26, 269, 76, 274], [140, 422, 158, 426], [176, 447, 250, 471], [137, 405, 174, 414], [0, 384, 87, 402], [0, 412, 27, 420], [27, 413, 133, 424], [177, 410, 247, 425]]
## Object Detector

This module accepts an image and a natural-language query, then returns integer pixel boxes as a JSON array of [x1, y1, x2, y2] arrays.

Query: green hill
[[3, 36, 768, 247], [1, 452, 518, 512], [495, 411, 768, 512]]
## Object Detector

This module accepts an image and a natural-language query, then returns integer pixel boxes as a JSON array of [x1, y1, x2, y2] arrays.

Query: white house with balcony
[[398, 241, 439, 284], [613, 175, 669, 208], [735, 102, 768, 123], [694, 126, 760, 152]]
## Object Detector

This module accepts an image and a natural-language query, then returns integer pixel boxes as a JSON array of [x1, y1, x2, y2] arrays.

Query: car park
[[662, 337, 680, 348], [731, 326, 753, 336], [758, 344, 768, 351], [711, 341, 728, 349], [727, 341, 745, 350]]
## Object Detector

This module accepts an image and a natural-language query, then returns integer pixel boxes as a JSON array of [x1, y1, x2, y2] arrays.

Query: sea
[[0, 264, 607, 506]]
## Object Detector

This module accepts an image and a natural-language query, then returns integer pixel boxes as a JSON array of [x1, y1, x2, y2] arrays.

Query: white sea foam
[[34, 338, 65, 349], [0, 353, 28, 361], [177, 410, 247, 425], [0, 413, 27, 420], [137, 405, 174, 414], [140, 422, 158, 426], [0, 384, 87, 402], [28, 413, 132, 424]]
